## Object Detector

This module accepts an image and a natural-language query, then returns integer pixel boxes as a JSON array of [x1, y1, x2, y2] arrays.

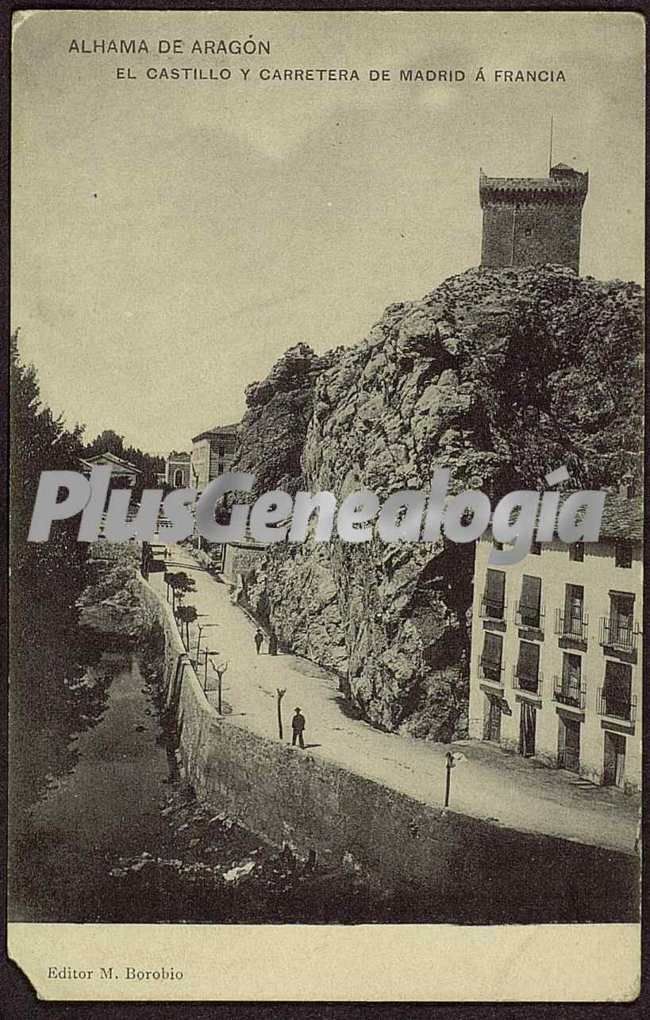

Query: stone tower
[[479, 163, 588, 273]]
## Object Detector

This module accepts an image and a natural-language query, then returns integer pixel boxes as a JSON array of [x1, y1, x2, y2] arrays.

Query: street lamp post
[[444, 752, 454, 808], [196, 622, 218, 662]]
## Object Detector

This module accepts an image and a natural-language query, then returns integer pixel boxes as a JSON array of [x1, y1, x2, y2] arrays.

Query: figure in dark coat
[[291, 707, 306, 749], [254, 628, 264, 654], [268, 630, 278, 656]]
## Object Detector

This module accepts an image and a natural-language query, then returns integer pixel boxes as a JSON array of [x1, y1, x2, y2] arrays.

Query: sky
[[12, 10, 645, 455]]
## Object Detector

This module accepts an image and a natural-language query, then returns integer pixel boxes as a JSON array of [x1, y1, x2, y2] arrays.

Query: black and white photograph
[[7, 7, 644, 1002]]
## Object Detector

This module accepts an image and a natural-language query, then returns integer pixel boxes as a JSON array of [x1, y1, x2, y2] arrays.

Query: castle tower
[[479, 163, 588, 273]]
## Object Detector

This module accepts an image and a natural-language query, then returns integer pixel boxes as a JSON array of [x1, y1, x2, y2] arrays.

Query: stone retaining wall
[[148, 580, 639, 923]]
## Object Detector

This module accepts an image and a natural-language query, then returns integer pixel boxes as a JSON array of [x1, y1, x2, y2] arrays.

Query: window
[[615, 542, 632, 569], [606, 593, 635, 648], [217, 445, 225, 458], [519, 575, 542, 628], [483, 569, 506, 620], [173, 468, 184, 487], [493, 539, 503, 551], [562, 652, 582, 684], [563, 584, 585, 639], [530, 541, 542, 556], [569, 542, 584, 562], [602, 660, 633, 719], [558, 653, 584, 707], [480, 632, 503, 681], [515, 641, 540, 692]]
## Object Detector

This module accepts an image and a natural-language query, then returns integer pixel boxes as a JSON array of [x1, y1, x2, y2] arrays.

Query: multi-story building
[[190, 423, 240, 491], [468, 492, 642, 792]]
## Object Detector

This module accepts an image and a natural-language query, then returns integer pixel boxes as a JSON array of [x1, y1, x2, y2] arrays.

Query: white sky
[[12, 10, 645, 455]]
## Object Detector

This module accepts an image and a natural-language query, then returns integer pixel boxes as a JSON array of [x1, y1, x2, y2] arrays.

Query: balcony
[[554, 608, 588, 642], [597, 687, 636, 723], [553, 675, 586, 710], [480, 596, 506, 622], [599, 618, 640, 653], [512, 669, 543, 697], [514, 601, 544, 632], [479, 661, 504, 687]]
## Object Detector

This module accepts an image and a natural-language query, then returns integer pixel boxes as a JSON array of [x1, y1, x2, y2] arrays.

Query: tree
[[10, 334, 98, 812], [175, 604, 198, 649], [166, 571, 196, 612]]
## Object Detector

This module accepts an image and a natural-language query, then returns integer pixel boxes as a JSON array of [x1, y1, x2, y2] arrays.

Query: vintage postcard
[[8, 7, 643, 1003]]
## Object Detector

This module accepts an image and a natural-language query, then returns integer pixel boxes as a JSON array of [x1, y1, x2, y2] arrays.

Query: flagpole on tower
[[549, 115, 554, 173]]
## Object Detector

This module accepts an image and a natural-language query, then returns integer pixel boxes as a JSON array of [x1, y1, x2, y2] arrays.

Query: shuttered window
[[480, 633, 503, 679], [604, 660, 631, 698], [484, 569, 505, 619], [516, 640, 540, 682], [519, 575, 541, 626]]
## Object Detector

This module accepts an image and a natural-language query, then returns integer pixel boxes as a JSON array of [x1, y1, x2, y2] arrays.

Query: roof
[[191, 422, 240, 443], [167, 451, 191, 461], [79, 451, 142, 474], [599, 493, 643, 541], [484, 491, 642, 544]]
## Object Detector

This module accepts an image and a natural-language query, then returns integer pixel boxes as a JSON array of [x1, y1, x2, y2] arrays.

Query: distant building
[[79, 451, 141, 488], [190, 423, 240, 491], [468, 489, 642, 793], [165, 451, 191, 489], [479, 163, 589, 274]]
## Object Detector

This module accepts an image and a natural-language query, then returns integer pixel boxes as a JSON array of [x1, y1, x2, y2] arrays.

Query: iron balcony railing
[[480, 596, 506, 622], [479, 661, 504, 684], [515, 601, 545, 630], [512, 668, 543, 696], [554, 608, 588, 642], [553, 675, 586, 710], [597, 687, 637, 723], [599, 618, 640, 653]]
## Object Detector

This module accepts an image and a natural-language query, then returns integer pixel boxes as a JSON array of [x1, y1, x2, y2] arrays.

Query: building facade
[[468, 494, 642, 793], [479, 163, 589, 273], [165, 451, 191, 489], [190, 423, 240, 491]]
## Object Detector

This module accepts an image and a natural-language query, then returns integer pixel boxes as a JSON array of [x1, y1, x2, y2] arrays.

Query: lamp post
[[443, 750, 466, 808], [276, 688, 286, 740], [205, 653, 229, 714], [196, 622, 218, 662], [444, 752, 454, 808]]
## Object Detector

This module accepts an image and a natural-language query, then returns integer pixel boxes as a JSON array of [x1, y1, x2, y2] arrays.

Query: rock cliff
[[232, 266, 643, 739]]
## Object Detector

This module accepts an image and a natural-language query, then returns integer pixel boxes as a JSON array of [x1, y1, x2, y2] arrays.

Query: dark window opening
[[615, 542, 632, 569], [569, 542, 584, 562], [482, 568, 506, 620]]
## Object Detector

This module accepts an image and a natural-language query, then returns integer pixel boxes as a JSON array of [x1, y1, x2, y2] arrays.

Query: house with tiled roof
[[468, 485, 643, 793], [79, 451, 142, 487]]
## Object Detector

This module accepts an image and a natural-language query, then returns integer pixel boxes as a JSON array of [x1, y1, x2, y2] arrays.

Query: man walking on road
[[291, 707, 306, 749], [254, 628, 264, 655]]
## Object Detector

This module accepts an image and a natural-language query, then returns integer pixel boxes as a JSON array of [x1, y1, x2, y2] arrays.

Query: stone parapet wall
[[145, 578, 639, 923]]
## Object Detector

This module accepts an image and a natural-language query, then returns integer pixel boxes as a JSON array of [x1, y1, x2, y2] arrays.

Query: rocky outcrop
[[233, 266, 643, 739]]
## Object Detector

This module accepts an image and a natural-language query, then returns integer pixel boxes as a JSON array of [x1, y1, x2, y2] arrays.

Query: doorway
[[485, 695, 501, 743], [559, 717, 581, 772], [603, 732, 626, 788], [519, 701, 536, 757]]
